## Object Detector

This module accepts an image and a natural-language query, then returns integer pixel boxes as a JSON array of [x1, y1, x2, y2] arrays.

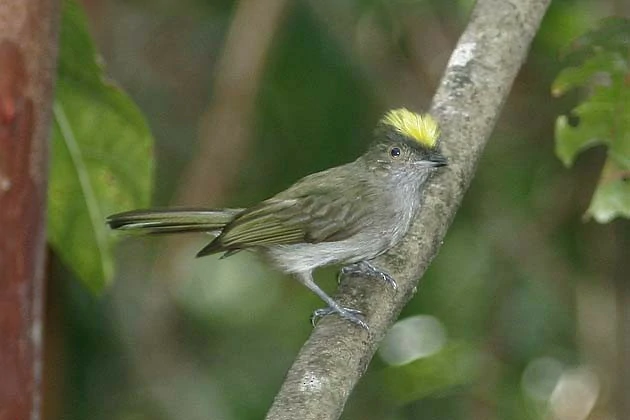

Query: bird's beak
[[417, 154, 448, 168], [430, 154, 448, 167]]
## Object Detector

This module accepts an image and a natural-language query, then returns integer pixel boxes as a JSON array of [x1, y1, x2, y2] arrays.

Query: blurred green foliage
[[48, 0, 154, 291], [553, 17, 630, 223], [47, 1, 630, 420]]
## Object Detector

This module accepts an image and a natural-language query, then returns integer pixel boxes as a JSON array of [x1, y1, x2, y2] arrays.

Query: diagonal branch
[[266, 0, 552, 419]]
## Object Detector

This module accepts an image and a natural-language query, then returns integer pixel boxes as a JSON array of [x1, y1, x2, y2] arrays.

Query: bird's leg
[[311, 307, 364, 328], [339, 260, 398, 290], [295, 272, 369, 330]]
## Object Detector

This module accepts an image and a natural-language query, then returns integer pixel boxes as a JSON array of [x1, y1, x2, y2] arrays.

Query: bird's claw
[[310, 306, 369, 330], [340, 261, 398, 290]]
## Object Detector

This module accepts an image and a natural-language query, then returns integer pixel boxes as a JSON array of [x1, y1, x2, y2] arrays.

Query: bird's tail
[[106, 208, 243, 234]]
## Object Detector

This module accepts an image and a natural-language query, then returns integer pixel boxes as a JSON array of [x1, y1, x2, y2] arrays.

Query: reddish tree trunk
[[0, 2, 60, 419]]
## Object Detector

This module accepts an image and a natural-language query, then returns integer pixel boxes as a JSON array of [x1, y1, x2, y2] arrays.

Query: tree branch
[[266, 0, 551, 419]]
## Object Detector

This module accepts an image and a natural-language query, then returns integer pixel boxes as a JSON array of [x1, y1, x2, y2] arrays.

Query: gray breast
[[263, 182, 421, 274]]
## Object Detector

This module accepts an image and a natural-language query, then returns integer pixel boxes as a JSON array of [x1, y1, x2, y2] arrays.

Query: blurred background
[[45, 0, 630, 419]]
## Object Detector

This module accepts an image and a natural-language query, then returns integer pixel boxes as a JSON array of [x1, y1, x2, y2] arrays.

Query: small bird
[[107, 108, 447, 329]]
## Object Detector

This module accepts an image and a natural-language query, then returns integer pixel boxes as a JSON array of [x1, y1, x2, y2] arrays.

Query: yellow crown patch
[[382, 108, 440, 148]]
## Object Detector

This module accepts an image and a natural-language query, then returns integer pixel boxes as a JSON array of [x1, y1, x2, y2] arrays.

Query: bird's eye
[[390, 147, 401, 158]]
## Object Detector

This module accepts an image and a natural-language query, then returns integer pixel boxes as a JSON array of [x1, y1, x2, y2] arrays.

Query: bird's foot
[[340, 261, 398, 290], [310, 306, 369, 330]]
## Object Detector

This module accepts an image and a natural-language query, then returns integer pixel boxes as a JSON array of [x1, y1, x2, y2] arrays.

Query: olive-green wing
[[196, 193, 367, 256], [274, 194, 367, 243]]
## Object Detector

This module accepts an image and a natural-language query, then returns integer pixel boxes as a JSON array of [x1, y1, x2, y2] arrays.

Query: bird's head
[[365, 108, 447, 175]]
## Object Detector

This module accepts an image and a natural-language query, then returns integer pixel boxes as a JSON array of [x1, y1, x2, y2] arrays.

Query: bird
[[107, 108, 447, 329]]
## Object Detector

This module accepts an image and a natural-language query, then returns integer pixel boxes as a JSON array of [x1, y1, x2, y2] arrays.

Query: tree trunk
[[0, 1, 60, 419]]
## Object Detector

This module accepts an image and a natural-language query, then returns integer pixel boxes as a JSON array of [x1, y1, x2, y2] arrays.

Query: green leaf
[[551, 51, 624, 97], [554, 87, 617, 167], [586, 161, 630, 223], [48, 0, 154, 293], [552, 17, 630, 223]]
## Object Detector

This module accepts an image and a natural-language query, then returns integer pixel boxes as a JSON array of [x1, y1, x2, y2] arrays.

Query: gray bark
[[266, 0, 552, 418]]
